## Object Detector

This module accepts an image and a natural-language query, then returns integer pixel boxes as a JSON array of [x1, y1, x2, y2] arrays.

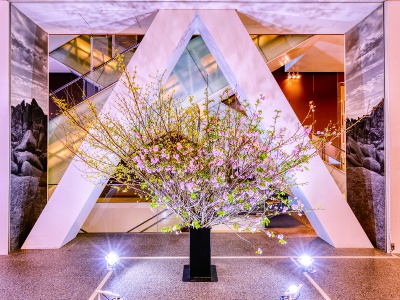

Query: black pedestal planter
[[182, 227, 218, 282]]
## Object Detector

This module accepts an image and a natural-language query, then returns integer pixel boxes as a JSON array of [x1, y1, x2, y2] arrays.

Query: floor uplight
[[105, 251, 120, 270], [297, 254, 316, 273], [96, 290, 122, 300], [280, 284, 303, 300]]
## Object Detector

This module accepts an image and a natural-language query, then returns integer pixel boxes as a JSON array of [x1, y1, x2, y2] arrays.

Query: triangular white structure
[[23, 10, 372, 249]]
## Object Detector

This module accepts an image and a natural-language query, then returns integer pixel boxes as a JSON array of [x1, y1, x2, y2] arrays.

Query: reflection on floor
[[1, 232, 399, 300]]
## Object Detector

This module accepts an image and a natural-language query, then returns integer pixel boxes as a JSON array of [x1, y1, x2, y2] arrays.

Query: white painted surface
[[49, 57, 73, 73], [82, 203, 172, 233], [197, 10, 371, 248], [12, 2, 380, 35], [324, 164, 346, 195], [49, 35, 78, 52], [0, 2, 10, 255], [385, 2, 400, 254]]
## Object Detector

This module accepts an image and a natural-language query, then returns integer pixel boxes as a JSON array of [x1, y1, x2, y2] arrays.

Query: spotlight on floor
[[96, 290, 122, 300], [297, 254, 316, 273], [280, 284, 303, 300], [105, 251, 120, 270]]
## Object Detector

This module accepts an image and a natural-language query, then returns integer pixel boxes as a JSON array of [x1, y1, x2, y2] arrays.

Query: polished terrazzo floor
[[0, 219, 399, 300]]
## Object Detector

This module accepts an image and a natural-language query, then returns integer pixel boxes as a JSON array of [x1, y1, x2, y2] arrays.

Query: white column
[[0, 1, 10, 255], [385, 1, 400, 253]]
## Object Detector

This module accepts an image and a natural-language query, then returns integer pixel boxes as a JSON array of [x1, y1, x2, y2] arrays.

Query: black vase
[[182, 227, 218, 282]]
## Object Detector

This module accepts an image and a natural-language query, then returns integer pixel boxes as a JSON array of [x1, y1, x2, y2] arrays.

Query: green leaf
[[261, 217, 270, 226], [192, 220, 201, 229], [259, 153, 267, 160]]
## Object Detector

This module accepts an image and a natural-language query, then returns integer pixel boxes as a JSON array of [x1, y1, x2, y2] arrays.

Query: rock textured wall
[[345, 5, 385, 249], [346, 100, 385, 249], [10, 7, 48, 251], [10, 99, 48, 250]]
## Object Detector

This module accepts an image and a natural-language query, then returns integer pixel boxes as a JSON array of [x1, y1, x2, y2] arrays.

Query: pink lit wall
[[385, 1, 400, 254], [0, 2, 10, 255]]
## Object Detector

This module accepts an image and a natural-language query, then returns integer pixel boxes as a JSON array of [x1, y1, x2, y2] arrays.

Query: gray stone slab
[[310, 258, 400, 299], [103, 258, 324, 300], [0, 233, 394, 300]]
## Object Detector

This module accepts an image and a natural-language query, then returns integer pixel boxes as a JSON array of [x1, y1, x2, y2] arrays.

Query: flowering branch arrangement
[[53, 69, 335, 246]]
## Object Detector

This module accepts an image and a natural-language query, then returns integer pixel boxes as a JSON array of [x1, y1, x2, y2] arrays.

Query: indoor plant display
[[53, 70, 333, 282]]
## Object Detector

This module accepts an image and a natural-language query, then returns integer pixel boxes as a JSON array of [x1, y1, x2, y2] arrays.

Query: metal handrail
[[311, 134, 345, 171], [50, 42, 140, 95], [140, 212, 175, 233], [126, 209, 169, 233]]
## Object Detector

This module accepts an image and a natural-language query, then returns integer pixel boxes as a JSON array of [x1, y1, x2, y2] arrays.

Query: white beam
[[197, 10, 372, 248], [0, 1, 10, 255], [385, 1, 400, 253], [23, 10, 197, 249]]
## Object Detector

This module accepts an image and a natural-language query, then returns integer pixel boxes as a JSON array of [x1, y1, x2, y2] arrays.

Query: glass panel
[[50, 35, 92, 75], [252, 35, 313, 62], [186, 36, 229, 95], [163, 36, 230, 103], [90, 50, 135, 88], [91, 36, 112, 68], [48, 86, 114, 188]]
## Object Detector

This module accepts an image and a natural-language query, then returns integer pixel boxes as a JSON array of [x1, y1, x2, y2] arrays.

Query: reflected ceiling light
[[105, 251, 120, 270], [297, 254, 316, 273], [288, 72, 301, 79], [280, 284, 303, 300]]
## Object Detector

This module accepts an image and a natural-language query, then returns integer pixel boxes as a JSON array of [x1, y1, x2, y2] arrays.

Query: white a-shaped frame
[[23, 10, 372, 249]]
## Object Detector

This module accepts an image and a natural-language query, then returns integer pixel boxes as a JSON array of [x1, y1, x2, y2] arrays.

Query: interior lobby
[[1, 0, 400, 299]]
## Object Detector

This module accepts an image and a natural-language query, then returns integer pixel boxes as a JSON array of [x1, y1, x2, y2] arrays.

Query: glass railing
[[312, 134, 345, 171], [48, 85, 114, 192], [50, 35, 138, 75], [50, 42, 139, 118], [252, 35, 313, 62]]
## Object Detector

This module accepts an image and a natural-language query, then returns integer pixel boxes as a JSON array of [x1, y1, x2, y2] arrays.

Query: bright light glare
[[284, 284, 303, 296], [105, 251, 120, 268], [297, 254, 314, 268]]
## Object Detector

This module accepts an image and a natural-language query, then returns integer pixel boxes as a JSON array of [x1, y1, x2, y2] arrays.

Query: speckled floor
[[0, 224, 399, 299]]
